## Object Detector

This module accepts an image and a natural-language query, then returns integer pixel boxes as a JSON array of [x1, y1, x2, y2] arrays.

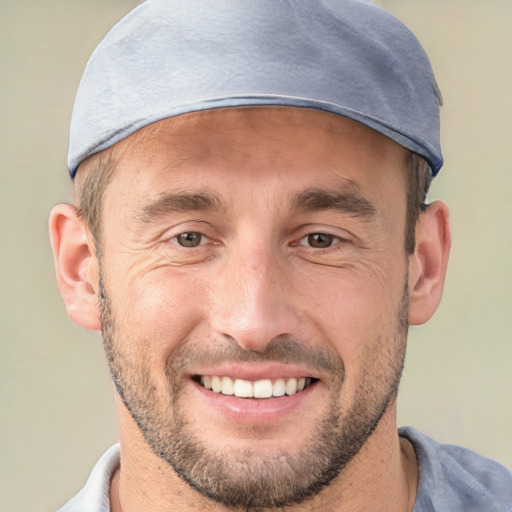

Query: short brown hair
[[404, 152, 433, 254], [73, 152, 118, 255]]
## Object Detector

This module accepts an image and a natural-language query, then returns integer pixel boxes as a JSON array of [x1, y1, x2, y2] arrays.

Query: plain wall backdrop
[[1, 1, 511, 511]]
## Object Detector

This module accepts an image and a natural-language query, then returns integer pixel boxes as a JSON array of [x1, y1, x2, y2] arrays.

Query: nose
[[210, 244, 300, 352]]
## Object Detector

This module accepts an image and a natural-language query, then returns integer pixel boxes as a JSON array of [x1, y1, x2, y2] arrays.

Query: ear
[[408, 200, 451, 325], [49, 204, 101, 331]]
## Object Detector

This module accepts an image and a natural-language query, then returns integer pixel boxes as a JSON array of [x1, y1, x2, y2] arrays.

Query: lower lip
[[192, 380, 319, 425]]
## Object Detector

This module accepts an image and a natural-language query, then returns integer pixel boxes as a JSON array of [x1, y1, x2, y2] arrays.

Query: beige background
[[1, 1, 511, 511]]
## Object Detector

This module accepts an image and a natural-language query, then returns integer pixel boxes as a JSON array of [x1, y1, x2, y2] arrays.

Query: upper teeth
[[200, 376, 309, 398]]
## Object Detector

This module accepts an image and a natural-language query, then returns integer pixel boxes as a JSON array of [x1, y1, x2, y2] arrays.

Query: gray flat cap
[[68, 0, 443, 177]]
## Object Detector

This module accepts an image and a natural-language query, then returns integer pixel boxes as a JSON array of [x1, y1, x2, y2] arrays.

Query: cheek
[[112, 268, 209, 360], [302, 259, 406, 367]]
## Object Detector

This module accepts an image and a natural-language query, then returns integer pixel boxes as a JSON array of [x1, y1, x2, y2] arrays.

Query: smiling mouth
[[194, 375, 317, 399]]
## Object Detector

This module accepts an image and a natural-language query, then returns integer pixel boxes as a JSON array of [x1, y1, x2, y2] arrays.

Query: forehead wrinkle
[[135, 189, 227, 224], [159, 140, 214, 170]]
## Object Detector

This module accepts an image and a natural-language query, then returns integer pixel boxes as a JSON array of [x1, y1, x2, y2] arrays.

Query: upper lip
[[187, 362, 321, 381]]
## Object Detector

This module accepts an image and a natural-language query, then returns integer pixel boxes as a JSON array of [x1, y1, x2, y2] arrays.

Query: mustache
[[167, 336, 345, 376]]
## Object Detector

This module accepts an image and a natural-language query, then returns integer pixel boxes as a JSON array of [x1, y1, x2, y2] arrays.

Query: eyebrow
[[291, 188, 376, 219], [137, 191, 225, 223], [136, 185, 376, 224]]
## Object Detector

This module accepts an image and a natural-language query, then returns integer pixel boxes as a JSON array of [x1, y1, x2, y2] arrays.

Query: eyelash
[[170, 231, 210, 248], [169, 230, 346, 252], [297, 232, 343, 249]]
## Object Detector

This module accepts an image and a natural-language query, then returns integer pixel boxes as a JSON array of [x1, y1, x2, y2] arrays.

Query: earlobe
[[49, 204, 101, 331], [408, 201, 451, 325]]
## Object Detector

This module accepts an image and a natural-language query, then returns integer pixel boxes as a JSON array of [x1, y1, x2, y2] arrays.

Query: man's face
[[97, 107, 411, 509]]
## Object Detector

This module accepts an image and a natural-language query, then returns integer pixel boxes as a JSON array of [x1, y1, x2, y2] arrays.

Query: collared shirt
[[57, 427, 512, 511]]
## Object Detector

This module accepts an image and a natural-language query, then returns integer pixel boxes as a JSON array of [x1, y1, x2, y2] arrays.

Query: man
[[49, 0, 512, 510]]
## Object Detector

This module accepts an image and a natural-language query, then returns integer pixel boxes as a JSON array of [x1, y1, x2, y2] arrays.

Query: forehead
[[103, 107, 408, 210]]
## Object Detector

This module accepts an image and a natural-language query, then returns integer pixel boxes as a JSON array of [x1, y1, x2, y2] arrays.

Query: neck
[[110, 400, 418, 512]]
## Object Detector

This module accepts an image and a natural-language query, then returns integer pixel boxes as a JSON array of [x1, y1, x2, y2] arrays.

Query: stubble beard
[[99, 276, 409, 511]]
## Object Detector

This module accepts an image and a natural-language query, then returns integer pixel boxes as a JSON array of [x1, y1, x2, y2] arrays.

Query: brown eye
[[175, 232, 204, 247], [306, 233, 335, 248]]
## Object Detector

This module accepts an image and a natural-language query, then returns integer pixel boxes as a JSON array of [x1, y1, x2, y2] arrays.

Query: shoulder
[[56, 444, 120, 512], [399, 427, 512, 512]]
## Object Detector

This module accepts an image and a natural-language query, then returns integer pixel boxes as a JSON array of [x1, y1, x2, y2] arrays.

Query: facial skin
[[50, 107, 450, 511]]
